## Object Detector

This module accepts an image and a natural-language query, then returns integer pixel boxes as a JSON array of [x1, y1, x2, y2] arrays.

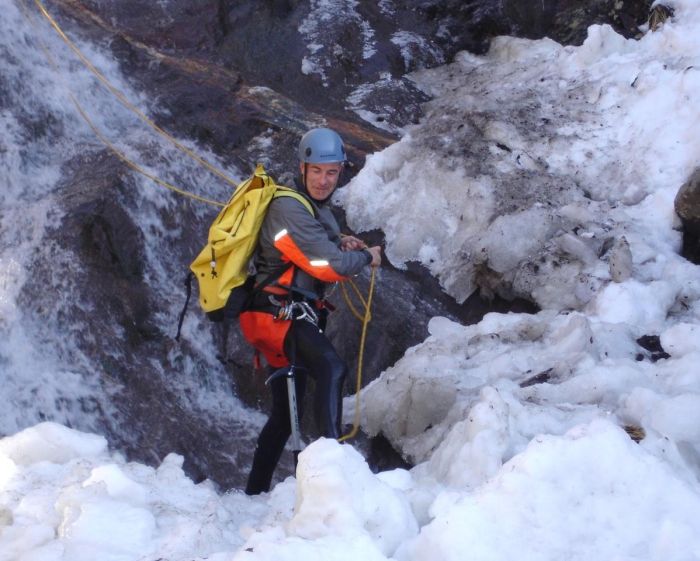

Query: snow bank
[[398, 420, 700, 561], [0, 423, 255, 561], [235, 439, 417, 560], [0, 422, 107, 465], [339, 2, 700, 309]]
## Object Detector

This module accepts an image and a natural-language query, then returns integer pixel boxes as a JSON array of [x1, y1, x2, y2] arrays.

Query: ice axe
[[266, 364, 304, 466]]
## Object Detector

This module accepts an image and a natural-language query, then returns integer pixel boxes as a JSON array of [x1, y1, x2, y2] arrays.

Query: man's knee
[[321, 353, 347, 385]]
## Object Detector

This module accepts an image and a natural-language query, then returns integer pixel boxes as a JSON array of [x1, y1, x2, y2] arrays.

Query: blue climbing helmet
[[298, 127, 346, 164]]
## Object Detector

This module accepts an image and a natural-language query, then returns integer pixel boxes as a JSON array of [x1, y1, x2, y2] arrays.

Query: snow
[[235, 439, 417, 561], [398, 420, 700, 561], [4, 0, 700, 560], [298, 0, 377, 86], [0, 423, 255, 561], [337, 6, 700, 308], [390, 31, 445, 72]]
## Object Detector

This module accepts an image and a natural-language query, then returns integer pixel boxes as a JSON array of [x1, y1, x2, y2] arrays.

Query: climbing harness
[[255, 267, 376, 448], [271, 298, 319, 325]]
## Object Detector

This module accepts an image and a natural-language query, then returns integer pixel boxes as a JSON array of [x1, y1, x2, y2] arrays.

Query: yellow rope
[[339, 267, 376, 442], [340, 279, 368, 322], [21, 0, 225, 208], [33, 0, 239, 190], [71, 93, 226, 207]]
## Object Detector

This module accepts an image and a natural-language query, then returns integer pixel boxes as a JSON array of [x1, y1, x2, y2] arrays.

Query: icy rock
[[418, 387, 509, 489], [289, 439, 418, 557], [647, 394, 700, 444], [83, 464, 149, 504], [58, 499, 157, 561], [591, 279, 677, 331], [660, 322, 700, 358], [675, 168, 700, 223], [476, 208, 554, 274], [0, 423, 107, 466], [545, 313, 594, 356], [608, 236, 634, 282], [675, 166, 700, 263], [357, 351, 460, 449]]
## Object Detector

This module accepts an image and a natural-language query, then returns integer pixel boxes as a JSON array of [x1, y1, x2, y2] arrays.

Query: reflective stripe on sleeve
[[273, 231, 347, 282]]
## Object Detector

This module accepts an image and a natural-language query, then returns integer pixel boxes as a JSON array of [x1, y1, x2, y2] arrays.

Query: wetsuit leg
[[245, 369, 306, 495], [287, 320, 347, 439]]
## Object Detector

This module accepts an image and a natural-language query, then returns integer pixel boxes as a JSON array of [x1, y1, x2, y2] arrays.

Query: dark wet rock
[[501, 0, 652, 45], [650, 351, 671, 363], [675, 167, 700, 264], [636, 335, 671, 362], [77, 0, 226, 51], [636, 334, 665, 354], [648, 4, 674, 32], [608, 236, 633, 282], [365, 432, 413, 473], [520, 367, 554, 388], [17, 150, 257, 489], [346, 76, 430, 134], [623, 424, 645, 442], [52, 0, 653, 146]]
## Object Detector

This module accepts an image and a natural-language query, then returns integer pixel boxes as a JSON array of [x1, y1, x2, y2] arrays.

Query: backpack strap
[[272, 187, 316, 217], [245, 187, 315, 305], [252, 261, 294, 294], [175, 272, 194, 341], [263, 187, 318, 301]]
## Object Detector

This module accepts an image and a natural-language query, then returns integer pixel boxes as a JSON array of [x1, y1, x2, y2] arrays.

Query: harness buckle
[[268, 295, 319, 326]]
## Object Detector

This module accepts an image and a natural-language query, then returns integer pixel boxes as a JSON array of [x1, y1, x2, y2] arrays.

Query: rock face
[[17, 150, 255, 486], [675, 167, 700, 264], [501, 0, 651, 44], [4, 0, 650, 489], [61, 0, 653, 154]]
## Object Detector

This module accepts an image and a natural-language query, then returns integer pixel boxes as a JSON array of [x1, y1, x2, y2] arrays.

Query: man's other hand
[[366, 246, 382, 267], [340, 235, 367, 251]]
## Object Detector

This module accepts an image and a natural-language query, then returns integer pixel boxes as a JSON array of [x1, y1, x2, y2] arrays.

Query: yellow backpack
[[176, 164, 314, 337]]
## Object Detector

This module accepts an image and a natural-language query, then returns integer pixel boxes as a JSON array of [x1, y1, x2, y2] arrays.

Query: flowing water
[[1, 0, 264, 488]]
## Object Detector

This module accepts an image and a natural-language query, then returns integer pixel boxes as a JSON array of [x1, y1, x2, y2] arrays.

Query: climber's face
[[300, 162, 343, 202]]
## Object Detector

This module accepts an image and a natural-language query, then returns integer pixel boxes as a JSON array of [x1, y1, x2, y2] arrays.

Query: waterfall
[[0, 0, 262, 488]]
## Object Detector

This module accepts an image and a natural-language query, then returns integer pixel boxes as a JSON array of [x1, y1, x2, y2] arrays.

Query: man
[[240, 127, 381, 495]]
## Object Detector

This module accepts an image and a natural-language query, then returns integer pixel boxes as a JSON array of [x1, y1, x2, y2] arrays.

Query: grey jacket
[[253, 190, 371, 298]]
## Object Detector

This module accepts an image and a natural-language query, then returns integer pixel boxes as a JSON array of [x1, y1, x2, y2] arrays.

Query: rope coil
[[339, 268, 376, 442]]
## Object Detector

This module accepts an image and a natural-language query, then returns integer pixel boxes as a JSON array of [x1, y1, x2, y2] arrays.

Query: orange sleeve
[[273, 229, 349, 282]]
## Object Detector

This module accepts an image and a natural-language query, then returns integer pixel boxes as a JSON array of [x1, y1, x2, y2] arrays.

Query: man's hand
[[366, 246, 382, 267], [340, 235, 367, 251]]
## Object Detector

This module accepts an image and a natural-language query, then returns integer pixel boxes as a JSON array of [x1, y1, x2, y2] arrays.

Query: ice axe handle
[[265, 366, 303, 468], [287, 369, 302, 464]]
